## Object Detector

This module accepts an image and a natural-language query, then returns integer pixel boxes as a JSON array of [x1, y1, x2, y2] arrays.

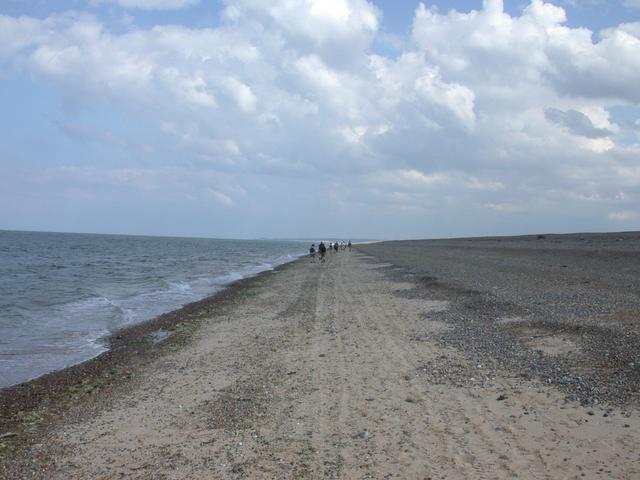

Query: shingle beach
[[2, 233, 639, 479]]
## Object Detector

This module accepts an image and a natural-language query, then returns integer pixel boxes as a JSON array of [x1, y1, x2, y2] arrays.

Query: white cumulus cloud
[[1, 0, 639, 236]]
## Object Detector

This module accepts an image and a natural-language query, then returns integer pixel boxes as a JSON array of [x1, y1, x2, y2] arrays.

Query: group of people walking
[[309, 241, 352, 262]]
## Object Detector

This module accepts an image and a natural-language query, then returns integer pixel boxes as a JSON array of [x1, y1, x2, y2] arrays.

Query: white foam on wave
[[168, 281, 193, 293], [1, 244, 305, 388], [0, 325, 109, 388], [213, 272, 244, 285]]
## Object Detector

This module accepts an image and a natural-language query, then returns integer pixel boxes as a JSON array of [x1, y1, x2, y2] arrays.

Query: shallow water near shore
[[0, 230, 304, 388]]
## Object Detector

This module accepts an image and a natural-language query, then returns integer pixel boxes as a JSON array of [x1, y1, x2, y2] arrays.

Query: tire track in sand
[[319, 252, 557, 479]]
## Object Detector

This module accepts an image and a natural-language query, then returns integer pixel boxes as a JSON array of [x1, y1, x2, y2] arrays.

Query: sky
[[0, 0, 639, 239]]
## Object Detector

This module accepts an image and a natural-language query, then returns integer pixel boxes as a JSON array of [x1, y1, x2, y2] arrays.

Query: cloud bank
[[0, 0, 639, 237]]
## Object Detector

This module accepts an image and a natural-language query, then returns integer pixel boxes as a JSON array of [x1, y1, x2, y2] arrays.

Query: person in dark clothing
[[309, 244, 316, 262], [318, 241, 327, 262]]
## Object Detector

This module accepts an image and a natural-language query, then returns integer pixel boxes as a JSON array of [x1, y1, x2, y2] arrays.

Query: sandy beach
[[2, 235, 639, 479]]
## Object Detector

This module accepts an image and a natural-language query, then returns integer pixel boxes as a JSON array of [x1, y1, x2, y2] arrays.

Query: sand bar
[[1, 235, 639, 479]]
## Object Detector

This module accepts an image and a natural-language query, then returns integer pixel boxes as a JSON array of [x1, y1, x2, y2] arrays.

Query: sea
[[0, 230, 305, 388]]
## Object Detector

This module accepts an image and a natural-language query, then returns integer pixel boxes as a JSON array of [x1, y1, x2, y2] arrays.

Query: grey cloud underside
[[544, 108, 613, 138]]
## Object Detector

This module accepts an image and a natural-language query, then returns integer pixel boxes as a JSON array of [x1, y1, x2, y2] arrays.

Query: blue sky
[[4, 1, 638, 34], [1, 0, 639, 239]]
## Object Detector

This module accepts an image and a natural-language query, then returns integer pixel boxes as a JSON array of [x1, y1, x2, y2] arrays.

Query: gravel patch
[[357, 233, 640, 407]]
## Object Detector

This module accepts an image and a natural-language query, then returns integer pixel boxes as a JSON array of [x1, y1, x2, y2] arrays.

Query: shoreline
[[1, 245, 639, 478], [1, 252, 302, 390], [0, 231, 304, 391], [0, 258, 300, 456]]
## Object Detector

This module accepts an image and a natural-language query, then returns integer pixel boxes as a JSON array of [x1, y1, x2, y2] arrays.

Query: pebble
[[360, 236, 640, 408]]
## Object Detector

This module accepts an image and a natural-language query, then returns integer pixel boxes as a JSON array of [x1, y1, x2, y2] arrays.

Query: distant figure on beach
[[318, 241, 327, 262], [309, 244, 316, 262], [334, 242, 339, 253], [348, 241, 352, 251]]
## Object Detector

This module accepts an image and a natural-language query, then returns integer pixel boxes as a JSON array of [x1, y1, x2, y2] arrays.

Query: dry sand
[[2, 247, 639, 479]]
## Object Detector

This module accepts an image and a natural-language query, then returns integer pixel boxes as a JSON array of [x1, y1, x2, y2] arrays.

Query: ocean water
[[0, 231, 304, 388]]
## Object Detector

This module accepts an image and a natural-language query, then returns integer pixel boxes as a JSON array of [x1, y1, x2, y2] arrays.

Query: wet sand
[[1, 234, 639, 479]]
